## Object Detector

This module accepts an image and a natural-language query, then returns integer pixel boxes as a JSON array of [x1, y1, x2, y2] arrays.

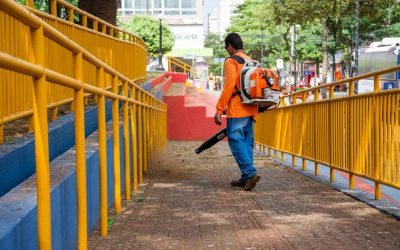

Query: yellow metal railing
[[0, 1, 167, 249], [255, 64, 400, 201], [0, 0, 147, 144], [167, 56, 196, 75]]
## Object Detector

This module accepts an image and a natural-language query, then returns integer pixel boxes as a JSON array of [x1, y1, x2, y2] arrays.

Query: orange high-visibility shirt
[[216, 52, 258, 119]]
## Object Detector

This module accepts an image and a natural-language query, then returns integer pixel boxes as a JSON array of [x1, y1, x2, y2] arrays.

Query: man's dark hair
[[225, 33, 243, 50]]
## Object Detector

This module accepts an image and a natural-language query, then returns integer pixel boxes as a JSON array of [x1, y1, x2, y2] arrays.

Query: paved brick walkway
[[89, 141, 400, 249]]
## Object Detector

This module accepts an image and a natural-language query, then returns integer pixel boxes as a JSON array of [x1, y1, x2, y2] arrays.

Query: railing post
[[27, 115, 34, 132], [315, 163, 319, 176], [138, 91, 143, 183], [93, 20, 98, 32], [112, 75, 121, 214], [96, 66, 108, 236], [26, 0, 33, 7], [143, 95, 148, 173], [314, 88, 319, 175], [73, 52, 88, 249], [302, 159, 306, 171], [50, 0, 57, 16], [349, 80, 355, 190], [130, 87, 138, 191], [314, 88, 319, 101], [0, 124, 3, 144], [51, 106, 58, 121], [102, 22, 106, 34], [31, 25, 51, 250], [123, 81, 131, 200], [68, 8, 74, 22], [329, 85, 334, 99], [292, 155, 295, 167], [329, 86, 335, 182], [374, 75, 381, 200], [82, 15, 87, 27]]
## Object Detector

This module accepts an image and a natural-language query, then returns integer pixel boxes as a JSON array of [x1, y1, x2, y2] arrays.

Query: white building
[[118, 0, 205, 50], [209, 0, 244, 35]]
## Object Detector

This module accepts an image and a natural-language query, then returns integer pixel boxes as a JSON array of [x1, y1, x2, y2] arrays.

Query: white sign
[[276, 59, 284, 69], [213, 58, 225, 63], [183, 54, 197, 60]]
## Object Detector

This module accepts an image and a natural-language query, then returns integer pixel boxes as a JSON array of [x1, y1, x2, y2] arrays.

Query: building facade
[[118, 0, 204, 50], [208, 0, 244, 35]]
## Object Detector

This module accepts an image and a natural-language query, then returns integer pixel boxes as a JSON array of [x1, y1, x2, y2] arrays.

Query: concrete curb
[[274, 158, 400, 221]]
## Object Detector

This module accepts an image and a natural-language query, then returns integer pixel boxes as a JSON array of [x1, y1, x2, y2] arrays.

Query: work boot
[[230, 179, 246, 187], [243, 174, 261, 191]]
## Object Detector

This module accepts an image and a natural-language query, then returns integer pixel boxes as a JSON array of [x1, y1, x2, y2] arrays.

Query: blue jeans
[[227, 117, 256, 181]]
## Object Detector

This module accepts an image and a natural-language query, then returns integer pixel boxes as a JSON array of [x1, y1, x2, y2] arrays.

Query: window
[[182, 10, 196, 15], [153, 10, 162, 15], [165, 10, 180, 15], [165, 0, 179, 8], [124, 0, 133, 9], [135, 0, 147, 9], [154, 0, 162, 8], [182, 0, 196, 9]]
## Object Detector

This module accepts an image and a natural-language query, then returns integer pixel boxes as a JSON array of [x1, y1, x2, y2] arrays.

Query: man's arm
[[214, 59, 237, 125]]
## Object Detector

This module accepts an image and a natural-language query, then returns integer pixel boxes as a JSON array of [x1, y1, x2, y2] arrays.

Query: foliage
[[225, 0, 400, 73], [16, 0, 78, 12], [204, 33, 225, 76], [119, 15, 175, 61]]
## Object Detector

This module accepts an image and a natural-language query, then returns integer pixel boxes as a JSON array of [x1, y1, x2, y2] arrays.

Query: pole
[[354, 0, 359, 93], [293, 25, 297, 88], [156, 18, 165, 71]]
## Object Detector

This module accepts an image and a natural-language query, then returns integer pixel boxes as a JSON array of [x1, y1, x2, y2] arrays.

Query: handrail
[[0, 1, 167, 249], [255, 63, 400, 203], [167, 56, 196, 75], [26, 0, 147, 48], [282, 64, 400, 99], [0, 0, 150, 139], [0, 51, 163, 109]]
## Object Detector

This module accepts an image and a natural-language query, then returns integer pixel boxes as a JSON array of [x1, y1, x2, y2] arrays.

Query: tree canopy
[[207, 0, 400, 79], [119, 15, 175, 61]]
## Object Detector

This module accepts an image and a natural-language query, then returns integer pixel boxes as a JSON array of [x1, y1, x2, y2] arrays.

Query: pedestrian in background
[[214, 33, 261, 191]]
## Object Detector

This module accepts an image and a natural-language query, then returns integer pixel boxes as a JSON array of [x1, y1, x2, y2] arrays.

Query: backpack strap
[[225, 55, 245, 97]]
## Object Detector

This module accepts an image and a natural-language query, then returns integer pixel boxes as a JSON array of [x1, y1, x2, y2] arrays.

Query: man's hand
[[214, 113, 222, 125]]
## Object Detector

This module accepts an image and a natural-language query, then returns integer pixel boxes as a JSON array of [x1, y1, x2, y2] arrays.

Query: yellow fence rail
[[255, 64, 400, 201], [0, 1, 167, 249], [167, 56, 195, 75], [0, 0, 147, 144]]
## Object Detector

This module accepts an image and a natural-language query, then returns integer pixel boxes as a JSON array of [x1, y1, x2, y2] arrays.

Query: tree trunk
[[322, 21, 329, 84], [78, 0, 117, 26]]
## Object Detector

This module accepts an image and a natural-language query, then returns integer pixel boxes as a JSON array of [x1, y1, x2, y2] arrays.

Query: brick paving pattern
[[89, 141, 400, 249]]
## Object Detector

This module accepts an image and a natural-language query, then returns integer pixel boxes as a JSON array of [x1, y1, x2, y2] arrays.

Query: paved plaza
[[89, 141, 400, 249]]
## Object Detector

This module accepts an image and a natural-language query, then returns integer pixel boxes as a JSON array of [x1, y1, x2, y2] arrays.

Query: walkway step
[[89, 141, 400, 249]]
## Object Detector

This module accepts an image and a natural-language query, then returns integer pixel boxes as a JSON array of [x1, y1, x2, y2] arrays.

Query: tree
[[119, 15, 175, 62], [78, 0, 117, 25], [204, 33, 225, 76]]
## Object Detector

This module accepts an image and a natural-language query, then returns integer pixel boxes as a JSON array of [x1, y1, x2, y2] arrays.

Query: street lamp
[[156, 18, 165, 71]]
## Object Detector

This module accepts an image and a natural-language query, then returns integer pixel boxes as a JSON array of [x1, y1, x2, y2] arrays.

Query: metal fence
[[0, 1, 166, 249], [255, 64, 400, 201], [0, 0, 147, 144]]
